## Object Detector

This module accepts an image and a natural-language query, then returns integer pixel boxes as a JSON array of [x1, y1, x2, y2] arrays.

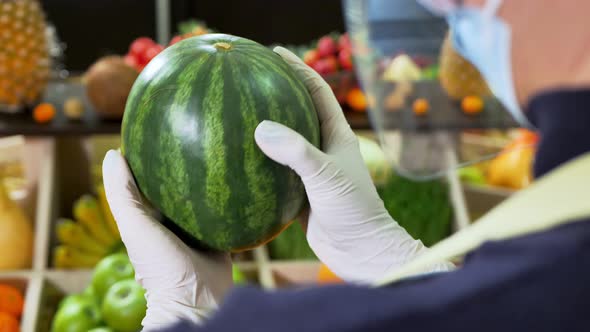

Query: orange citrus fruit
[[412, 98, 430, 116], [461, 95, 484, 114], [32, 103, 56, 123], [318, 264, 344, 284], [346, 88, 368, 112]]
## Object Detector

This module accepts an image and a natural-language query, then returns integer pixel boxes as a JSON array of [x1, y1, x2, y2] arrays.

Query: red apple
[[338, 33, 351, 51], [123, 54, 139, 71], [169, 35, 183, 46], [411, 55, 432, 68], [338, 48, 353, 70], [303, 49, 319, 66], [129, 37, 155, 58], [144, 44, 164, 63], [317, 36, 337, 58], [312, 56, 339, 75], [325, 56, 339, 73], [311, 60, 329, 75]]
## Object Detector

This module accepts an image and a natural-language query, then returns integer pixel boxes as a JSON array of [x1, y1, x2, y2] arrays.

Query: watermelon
[[121, 34, 320, 251]]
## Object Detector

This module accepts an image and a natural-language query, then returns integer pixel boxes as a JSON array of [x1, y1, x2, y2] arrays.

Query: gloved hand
[[254, 47, 454, 284], [102, 150, 233, 331]]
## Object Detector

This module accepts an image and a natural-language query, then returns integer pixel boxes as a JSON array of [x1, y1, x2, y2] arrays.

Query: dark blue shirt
[[163, 89, 590, 331]]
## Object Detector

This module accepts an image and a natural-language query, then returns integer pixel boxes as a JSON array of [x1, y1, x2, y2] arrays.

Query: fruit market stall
[[0, 3, 537, 331]]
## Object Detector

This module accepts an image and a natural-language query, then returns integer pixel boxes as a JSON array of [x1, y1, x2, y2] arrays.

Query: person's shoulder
[[159, 320, 203, 331], [470, 216, 590, 262]]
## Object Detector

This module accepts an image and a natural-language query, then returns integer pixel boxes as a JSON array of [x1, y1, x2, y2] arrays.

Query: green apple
[[52, 297, 102, 332], [232, 265, 247, 285], [91, 253, 134, 302], [458, 166, 486, 185], [58, 289, 97, 310], [81, 285, 100, 305], [83, 285, 96, 299], [88, 327, 114, 332], [58, 294, 87, 310], [101, 279, 146, 332]]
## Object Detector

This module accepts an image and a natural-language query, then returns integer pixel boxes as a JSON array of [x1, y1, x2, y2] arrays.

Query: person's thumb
[[255, 120, 330, 180]]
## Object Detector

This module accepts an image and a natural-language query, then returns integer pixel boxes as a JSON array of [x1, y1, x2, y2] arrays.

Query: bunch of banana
[[53, 185, 123, 268]]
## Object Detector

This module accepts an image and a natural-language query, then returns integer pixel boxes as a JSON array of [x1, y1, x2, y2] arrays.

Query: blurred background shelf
[[0, 82, 121, 137], [0, 82, 520, 137], [0, 81, 375, 136]]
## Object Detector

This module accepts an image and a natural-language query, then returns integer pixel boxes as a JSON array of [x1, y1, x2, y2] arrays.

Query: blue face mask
[[445, 0, 533, 128]]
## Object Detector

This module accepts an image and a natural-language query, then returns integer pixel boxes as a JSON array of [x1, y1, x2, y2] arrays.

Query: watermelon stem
[[214, 42, 232, 51]]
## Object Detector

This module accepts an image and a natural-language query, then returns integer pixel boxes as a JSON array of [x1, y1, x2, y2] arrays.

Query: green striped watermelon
[[121, 34, 320, 252]]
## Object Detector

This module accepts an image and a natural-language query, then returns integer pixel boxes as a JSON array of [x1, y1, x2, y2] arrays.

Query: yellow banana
[[56, 218, 109, 256], [53, 245, 102, 269], [73, 195, 117, 247], [96, 185, 120, 239]]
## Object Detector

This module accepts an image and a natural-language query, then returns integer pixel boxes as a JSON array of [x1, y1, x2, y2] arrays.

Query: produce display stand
[[0, 131, 513, 331]]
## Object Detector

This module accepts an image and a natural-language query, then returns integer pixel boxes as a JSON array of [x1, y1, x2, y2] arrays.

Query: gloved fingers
[[102, 150, 156, 223], [102, 150, 192, 272], [255, 120, 332, 180], [273, 46, 355, 144], [104, 151, 235, 329], [192, 251, 234, 304]]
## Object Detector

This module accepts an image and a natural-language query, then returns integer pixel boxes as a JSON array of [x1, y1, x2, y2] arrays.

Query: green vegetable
[[177, 19, 207, 34], [357, 135, 392, 186], [232, 265, 248, 285], [377, 174, 452, 246], [122, 34, 321, 251], [268, 222, 317, 260], [458, 166, 486, 185], [421, 64, 439, 80]]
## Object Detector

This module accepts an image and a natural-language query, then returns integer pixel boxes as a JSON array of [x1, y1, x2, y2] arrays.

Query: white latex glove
[[254, 47, 454, 285], [102, 150, 233, 331]]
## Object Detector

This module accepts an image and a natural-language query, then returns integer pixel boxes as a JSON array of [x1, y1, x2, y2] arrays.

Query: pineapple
[[438, 31, 491, 100], [0, 0, 50, 113]]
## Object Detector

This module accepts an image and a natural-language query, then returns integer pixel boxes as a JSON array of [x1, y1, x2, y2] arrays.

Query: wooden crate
[[0, 134, 512, 331], [0, 137, 56, 331]]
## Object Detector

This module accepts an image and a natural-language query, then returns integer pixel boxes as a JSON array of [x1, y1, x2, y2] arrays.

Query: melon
[[438, 32, 491, 99], [122, 34, 320, 251], [0, 180, 33, 269], [86, 56, 138, 119]]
